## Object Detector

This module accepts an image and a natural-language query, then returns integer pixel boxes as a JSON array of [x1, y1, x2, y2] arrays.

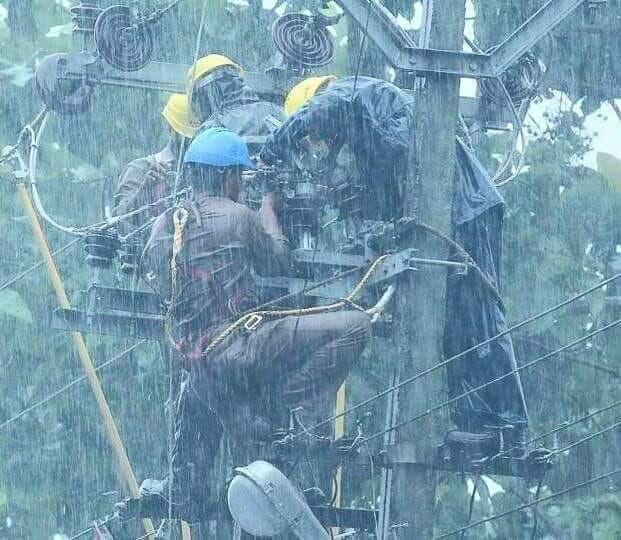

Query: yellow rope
[[164, 207, 190, 352], [202, 254, 389, 355]]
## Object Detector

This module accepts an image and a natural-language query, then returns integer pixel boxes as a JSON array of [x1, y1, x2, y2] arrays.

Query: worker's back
[[145, 193, 288, 361]]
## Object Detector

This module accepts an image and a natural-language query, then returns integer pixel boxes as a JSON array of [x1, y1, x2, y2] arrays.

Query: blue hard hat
[[184, 127, 254, 168]]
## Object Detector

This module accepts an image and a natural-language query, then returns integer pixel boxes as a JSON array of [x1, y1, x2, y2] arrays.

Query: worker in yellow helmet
[[267, 74, 530, 454], [112, 93, 197, 257], [187, 53, 285, 149], [284, 75, 337, 116]]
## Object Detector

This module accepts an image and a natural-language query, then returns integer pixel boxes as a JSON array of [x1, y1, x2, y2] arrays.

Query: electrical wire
[[166, 0, 209, 525], [435, 468, 621, 538], [555, 419, 621, 455], [22, 113, 85, 236], [8, 110, 189, 242], [439, 418, 621, 539], [351, 0, 373, 94], [460, 473, 480, 540], [298, 274, 621, 437], [365, 441, 380, 539], [486, 399, 621, 465], [0, 237, 79, 294], [0, 340, 146, 431], [360, 318, 621, 444], [461, 36, 531, 188], [172, 0, 209, 200]]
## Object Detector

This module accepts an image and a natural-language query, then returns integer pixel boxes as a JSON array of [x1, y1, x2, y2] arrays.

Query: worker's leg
[[247, 310, 371, 423], [170, 369, 224, 521], [125, 370, 223, 522]]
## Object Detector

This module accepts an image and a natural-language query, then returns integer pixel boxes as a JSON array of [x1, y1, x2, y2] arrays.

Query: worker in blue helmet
[[116, 128, 371, 525]]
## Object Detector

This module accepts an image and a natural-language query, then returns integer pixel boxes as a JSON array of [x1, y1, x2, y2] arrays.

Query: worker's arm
[[112, 159, 170, 221], [245, 192, 290, 276]]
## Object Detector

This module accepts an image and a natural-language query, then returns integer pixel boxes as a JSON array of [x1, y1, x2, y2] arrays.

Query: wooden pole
[[332, 383, 346, 536], [390, 1, 466, 537], [16, 183, 156, 538]]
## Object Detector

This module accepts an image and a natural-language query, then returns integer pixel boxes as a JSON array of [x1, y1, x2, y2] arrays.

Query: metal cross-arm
[[336, 0, 587, 78]]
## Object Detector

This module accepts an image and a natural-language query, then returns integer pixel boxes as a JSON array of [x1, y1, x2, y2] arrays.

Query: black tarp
[[448, 140, 528, 431], [263, 76, 528, 432]]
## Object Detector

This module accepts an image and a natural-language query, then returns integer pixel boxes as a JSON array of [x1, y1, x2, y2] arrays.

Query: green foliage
[[0, 0, 619, 538], [0, 289, 33, 323]]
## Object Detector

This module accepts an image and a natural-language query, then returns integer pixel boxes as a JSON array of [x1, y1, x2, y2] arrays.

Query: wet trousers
[[169, 310, 371, 522]]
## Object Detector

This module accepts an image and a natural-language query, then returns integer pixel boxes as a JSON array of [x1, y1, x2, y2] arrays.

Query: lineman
[[112, 93, 196, 239], [120, 128, 371, 522], [187, 53, 285, 148], [264, 75, 529, 453]]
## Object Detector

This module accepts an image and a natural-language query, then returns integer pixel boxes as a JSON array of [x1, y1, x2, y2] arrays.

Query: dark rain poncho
[[194, 70, 285, 148], [261, 76, 411, 221], [263, 76, 528, 432]]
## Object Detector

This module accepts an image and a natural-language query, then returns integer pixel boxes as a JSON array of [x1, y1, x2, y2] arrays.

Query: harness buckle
[[244, 313, 263, 331]]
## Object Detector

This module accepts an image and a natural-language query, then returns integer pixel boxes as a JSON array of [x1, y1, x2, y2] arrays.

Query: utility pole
[[390, 1, 466, 538]]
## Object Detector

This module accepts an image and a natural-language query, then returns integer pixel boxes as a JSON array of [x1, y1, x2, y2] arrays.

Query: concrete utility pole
[[390, 1, 466, 538]]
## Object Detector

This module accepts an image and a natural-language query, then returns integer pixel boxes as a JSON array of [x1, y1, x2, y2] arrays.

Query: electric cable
[[166, 0, 209, 526], [555, 419, 621, 455], [299, 274, 620, 436], [438, 419, 621, 539], [0, 340, 146, 431], [365, 440, 380, 539], [0, 237, 79, 294], [487, 398, 621, 465], [172, 0, 208, 200], [351, 0, 372, 94], [461, 36, 531, 188], [8, 109, 188, 241], [435, 468, 621, 538], [360, 318, 621, 444], [460, 473, 480, 540], [22, 113, 86, 236]]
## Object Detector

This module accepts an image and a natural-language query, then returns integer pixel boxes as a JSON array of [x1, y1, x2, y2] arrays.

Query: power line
[[0, 237, 80, 294], [361, 318, 621, 444], [303, 275, 621, 435], [435, 468, 621, 538], [556, 419, 621, 455], [0, 340, 146, 431], [487, 399, 621, 464]]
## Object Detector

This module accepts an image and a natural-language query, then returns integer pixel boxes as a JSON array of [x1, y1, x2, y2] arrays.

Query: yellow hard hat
[[187, 54, 242, 84], [161, 93, 197, 138], [284, 75, 337, 116]]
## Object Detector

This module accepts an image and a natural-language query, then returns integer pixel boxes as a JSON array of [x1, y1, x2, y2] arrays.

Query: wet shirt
[[145, 195, 289, 361], [112, 149, 175, 236]]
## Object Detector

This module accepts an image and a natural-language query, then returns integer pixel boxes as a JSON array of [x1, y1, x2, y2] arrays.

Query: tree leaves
[[0, 288, 32, 323]]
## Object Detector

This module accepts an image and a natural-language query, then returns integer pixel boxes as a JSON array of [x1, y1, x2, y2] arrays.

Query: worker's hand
[[145, 163, 174, 186], [261, 191, 283, 213]]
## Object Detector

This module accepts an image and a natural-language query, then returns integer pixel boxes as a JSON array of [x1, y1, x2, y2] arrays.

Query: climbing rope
[[411, 221, 504, 309], [202, 254, 390, 355]]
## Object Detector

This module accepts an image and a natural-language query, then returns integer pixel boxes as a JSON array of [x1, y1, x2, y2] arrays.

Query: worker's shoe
[[115, 478, 171, 521], [116, 477, 216, 523]]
